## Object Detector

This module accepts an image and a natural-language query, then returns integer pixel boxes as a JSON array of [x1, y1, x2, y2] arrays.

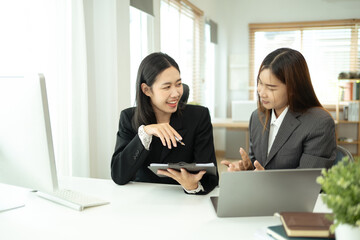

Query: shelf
[[338, 78, 360, 82], [339, 100, 360, 104], [337, 77, 360, 155], [337, 140, 360, 145], [337, 120, 360, 124]]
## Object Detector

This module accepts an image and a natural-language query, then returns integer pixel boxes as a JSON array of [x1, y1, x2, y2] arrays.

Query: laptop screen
[[212, 169, 322, 217]]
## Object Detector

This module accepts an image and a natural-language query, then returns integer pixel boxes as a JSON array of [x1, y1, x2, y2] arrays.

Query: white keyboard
[[36, 189, 109, 211]]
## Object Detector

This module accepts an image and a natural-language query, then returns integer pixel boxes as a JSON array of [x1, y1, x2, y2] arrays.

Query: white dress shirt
[[138, 125, 153, 150], [267, 107, 289, 155]]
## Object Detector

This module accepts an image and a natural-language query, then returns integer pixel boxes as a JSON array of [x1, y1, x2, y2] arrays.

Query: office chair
[[334, 145, 355, 165], [181, 83, 190, 103]]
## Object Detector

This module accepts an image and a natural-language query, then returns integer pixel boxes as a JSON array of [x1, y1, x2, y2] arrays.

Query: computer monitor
[[0, 75, 109, 211], [0, 74, 58, 193]]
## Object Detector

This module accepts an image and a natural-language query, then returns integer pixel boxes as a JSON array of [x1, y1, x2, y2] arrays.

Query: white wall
[[84, 0, 130, 179]]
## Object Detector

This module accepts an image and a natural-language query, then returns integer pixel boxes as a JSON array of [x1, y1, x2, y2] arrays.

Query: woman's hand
[[221, 147, 265, 171], [253, 160, 264, 171], [157, 168, 206, 190], [144, 123, 182, 149]]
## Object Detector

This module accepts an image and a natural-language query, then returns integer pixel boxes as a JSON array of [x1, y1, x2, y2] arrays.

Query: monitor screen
[[0, 74, 58, 193]]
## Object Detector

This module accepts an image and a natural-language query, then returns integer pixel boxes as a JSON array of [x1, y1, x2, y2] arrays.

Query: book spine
[[344, 106, 348, 120], [348, 102, 352, 121]]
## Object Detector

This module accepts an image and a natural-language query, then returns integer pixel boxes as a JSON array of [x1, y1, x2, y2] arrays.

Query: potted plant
[[317, 157, 360, 240]]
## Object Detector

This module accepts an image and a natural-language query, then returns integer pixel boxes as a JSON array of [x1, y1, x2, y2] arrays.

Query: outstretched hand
[[221, 147, 265, 171], [157, 168, 206, 191], [144, 123, 183, 149], [253, 160, 264, 171]]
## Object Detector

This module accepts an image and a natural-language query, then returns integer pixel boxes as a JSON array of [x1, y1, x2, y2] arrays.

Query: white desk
[[0, 177, 330, 240]]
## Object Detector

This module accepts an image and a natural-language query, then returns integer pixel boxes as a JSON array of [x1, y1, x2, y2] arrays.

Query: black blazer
[[249, 107, 336, 169], [111, 104, 218, 194]]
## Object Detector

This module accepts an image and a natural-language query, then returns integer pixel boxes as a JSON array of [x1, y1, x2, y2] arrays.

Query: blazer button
[[133, 150, 140, 160]]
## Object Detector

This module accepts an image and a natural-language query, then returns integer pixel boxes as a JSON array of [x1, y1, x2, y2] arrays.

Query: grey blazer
[[248, 107, 336, 169]]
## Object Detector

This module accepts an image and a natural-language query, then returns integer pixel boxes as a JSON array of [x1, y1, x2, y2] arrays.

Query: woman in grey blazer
[[222, 48, 336, 171]]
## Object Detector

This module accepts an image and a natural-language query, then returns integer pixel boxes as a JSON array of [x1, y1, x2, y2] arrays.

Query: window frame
[[129, 6, 154, 105], [249, 19, 360, 103], [160, 0, 205, 104]]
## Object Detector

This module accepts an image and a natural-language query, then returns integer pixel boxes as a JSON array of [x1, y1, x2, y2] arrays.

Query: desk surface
[[0, 177, 330, 240]]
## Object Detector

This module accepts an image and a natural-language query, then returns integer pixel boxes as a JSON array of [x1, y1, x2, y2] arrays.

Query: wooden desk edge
[[212, 118, 249, 129]]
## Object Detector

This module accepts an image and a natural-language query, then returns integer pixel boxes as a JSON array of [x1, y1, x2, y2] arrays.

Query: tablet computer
[[148, 162, 217, 177]]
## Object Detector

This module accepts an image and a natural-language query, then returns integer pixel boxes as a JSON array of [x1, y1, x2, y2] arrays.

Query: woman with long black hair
[[111, 52, 218, 194]]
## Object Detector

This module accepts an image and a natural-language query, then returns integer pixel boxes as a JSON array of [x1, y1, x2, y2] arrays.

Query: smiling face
[[141, 66, 183, 123], [257, 69, 288, 117]]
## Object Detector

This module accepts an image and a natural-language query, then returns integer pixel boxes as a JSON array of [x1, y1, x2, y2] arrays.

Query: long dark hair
[[132, 52, 182, 130], [257, 48, 322, 127]]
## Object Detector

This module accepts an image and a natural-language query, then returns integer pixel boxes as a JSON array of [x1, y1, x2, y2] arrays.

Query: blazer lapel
[[265, 110, 301, 167], [260, 115, 270, 166], [160, 113, 187, 162]]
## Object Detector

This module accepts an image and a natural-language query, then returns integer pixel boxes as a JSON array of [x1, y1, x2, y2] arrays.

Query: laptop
[[211, 169, 322, 217]]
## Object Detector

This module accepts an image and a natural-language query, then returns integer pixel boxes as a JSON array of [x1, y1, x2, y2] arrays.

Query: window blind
[[249, 19, 360, 104], [160, 0, 204, 104]]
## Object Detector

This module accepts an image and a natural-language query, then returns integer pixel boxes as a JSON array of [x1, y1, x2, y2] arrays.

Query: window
[[249, 19, 360, 104], [129, 6, 154, 104], [0, 0, 72, 175], [160, 0, 204, 104]]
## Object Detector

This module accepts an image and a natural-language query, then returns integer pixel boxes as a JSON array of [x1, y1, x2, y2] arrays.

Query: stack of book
[[347, 102, 360, 121], [266, 212, 335, 240], [339, 82, 360, 101]]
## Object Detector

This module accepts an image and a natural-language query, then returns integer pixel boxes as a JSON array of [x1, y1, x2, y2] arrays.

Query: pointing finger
[[254, 160, 264, 171]]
